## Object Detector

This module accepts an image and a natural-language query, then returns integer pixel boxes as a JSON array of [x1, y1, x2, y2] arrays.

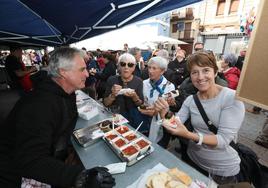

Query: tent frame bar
[[68, 0, 160, 40], [118, 0, 152, 8], [93, 3, 116, 29], [118, 0, 162, 27]]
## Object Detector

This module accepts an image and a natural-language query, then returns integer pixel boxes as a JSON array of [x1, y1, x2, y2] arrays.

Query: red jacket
[[223, 67, 241, 90]]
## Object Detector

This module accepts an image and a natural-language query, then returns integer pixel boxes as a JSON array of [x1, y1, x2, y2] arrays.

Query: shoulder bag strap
[[193, 94, 218, 134]]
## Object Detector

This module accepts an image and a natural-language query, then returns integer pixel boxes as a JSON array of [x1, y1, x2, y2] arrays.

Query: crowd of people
[[1, 42, 264, 187]]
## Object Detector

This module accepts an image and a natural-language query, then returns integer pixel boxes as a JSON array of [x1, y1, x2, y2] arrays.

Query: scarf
[[149, 76, 164, 98]]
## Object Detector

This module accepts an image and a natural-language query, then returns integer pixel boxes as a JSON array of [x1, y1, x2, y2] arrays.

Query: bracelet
[[197, 132, 204, 145]]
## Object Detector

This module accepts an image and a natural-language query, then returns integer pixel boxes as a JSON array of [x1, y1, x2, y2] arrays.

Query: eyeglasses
[[120, 61, 135, 68], [194, 48, 203, 51]]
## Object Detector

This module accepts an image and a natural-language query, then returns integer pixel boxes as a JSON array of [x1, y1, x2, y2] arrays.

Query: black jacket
[[95, 61, 116, 99], [0, 76, 83, 187], [168, 58, 189, 87]]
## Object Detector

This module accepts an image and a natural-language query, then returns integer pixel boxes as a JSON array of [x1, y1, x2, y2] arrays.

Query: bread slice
[[151, 175, 166, 188], [166, 180, 188, 188], [167, 168, 192, 186], [146, 172, 172, 188], [146, 174, 154, 188]]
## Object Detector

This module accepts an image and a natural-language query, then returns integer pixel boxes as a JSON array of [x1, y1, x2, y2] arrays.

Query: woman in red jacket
[[220, 53, 241, 90]]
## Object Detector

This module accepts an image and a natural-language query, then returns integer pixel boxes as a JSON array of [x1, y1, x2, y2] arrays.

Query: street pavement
[[238, 104, 268, 167], [168, 103, 268, 167]]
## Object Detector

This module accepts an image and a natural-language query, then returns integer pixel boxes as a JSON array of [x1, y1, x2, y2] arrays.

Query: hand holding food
[[162, 113, 177, 129], [111, 84, 122, 96], [117, 88, 134, 95], [162, 117, 189, 137], [162, 90, 180, 100], [154, 98, 169, 119], [138, 106, 156, 116], [124, 89, 138, 100]]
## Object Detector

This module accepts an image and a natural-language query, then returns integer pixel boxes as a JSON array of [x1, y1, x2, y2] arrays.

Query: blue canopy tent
[[0, 0, 201, 47]]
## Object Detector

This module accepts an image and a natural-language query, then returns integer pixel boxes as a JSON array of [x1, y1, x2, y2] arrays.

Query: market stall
[[72, 91, 209, 188]]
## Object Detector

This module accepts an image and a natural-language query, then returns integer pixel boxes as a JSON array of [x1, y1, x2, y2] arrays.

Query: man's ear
[[215, 71, 218, 78], [58, 68, 66, 79]]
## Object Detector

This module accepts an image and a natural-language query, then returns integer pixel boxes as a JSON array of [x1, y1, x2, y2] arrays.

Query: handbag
[[193, 94, 263, 188]]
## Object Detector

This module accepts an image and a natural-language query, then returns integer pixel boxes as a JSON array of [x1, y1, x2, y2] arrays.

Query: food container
[[115, 125, 129, 135], [99, 120, 114, 133], [120, 144, 140, 161], [104, 130, 119, 141], [122, 130, 139, 142], [111, 137, 128, 151], [77, 102, 98, 120], [134, 137, 151, 154]]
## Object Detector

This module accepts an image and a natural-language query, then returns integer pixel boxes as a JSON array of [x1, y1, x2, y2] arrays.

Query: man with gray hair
[[129, 47, 144, 78], [0, 47, 115, 188]]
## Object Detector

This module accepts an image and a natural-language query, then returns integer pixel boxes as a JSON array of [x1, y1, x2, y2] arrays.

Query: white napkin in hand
[[117, 88, 134, 95], [105, 162, 127, 174]]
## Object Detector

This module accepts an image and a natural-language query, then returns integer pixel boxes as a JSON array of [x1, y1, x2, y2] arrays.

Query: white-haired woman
[[139, 56, 175, 142], [103, 53, 144, 130], [220, 53, 240, 90]]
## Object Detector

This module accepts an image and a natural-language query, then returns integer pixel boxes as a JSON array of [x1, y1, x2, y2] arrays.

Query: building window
[[172, 23, 177, 33], [177, 22, 185, 31], [216, 0, 226, 16], [229, 0, 239, 14]]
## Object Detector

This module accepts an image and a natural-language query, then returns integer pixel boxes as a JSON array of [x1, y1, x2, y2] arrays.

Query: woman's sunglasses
[[120, 61, 135, 68]]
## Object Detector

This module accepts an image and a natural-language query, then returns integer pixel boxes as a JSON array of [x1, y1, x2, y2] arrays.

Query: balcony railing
[[170, 8, 194, 21], [177, 29, 196, 40]]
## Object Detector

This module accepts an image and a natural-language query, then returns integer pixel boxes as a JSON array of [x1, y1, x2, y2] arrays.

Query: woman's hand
[[166, 97, 177, 106], [163, 118, 189, 138], [124, 90, 142, 105], [138, 106, 156, 116], [111, 84, 122, 96], [154, 98, 169, 119], [124, 90, 137, 99]]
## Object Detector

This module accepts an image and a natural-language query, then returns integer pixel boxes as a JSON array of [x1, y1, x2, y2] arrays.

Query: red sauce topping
[[106, 134, 117, 140], [125, 134, 137, 141], [170, 119, 176, 125], [122, 145, 138, 156], [117, 126, 129, 134], [136, 139, 149, 149], [114, 139, 126, 147]]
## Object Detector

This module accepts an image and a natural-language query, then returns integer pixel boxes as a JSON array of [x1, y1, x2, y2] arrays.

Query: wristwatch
[[197, 132, 204, 145]]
